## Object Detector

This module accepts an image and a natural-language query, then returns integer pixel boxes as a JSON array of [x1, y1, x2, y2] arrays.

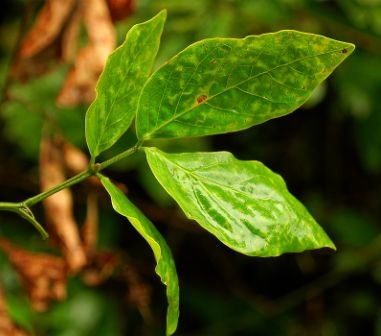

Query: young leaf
[[100, 175, 179, 336], [85, 10, 166, 158], [136, 31, 354, 140], [144, 147, 335, 257]]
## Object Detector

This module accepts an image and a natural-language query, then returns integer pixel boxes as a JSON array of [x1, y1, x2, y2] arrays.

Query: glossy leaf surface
[[100, 175, 179, 335], [137, 31, 354, 140], [144, 147, 335, 256], [86, 10, 166, 158]]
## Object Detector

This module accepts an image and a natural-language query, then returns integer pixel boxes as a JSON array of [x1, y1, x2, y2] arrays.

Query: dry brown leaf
[[61, 139, 89, 174], [14, 0, 132, 106], [59, 137, 104, 263], [56, 0, 116, 106], [83, 0, 116, 63], [107, 0, 135, 21], [0, 238, 67, 313], [60, 137, 102, 190], [39, 135, 87, 272], [61, 2, 82, 62], [19, 0, 77, 58], [82, 250, 118, 286], [81, 250, 154, 323]]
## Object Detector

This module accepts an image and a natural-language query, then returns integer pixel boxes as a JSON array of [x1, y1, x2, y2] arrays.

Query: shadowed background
[[1, 1, 381, 335]]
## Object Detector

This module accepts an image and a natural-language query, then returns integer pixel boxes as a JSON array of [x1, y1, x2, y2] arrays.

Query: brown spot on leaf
[[341, 48, 348, 54], [197, 94, 207, 104]]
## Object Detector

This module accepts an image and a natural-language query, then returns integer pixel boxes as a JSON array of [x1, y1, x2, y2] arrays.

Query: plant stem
[[97, 140, 143, 170], [0, 141, 143, 238], [0, 169, 92, 239], [19, 206, 50, 239], [24, 169, 92, 207], [0, 202, 19, 213], [0, 202, 49, 239], [2, 141, 143, 211]]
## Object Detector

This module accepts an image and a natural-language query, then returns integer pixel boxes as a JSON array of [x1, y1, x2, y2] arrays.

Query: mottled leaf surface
[[144, 147, 335, 256], [100, 175, 179, 335], [137, 31, 354, 140], [86, 10, 166, 158]]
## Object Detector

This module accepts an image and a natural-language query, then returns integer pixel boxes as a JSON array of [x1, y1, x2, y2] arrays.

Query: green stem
[[97, 140, 143, 170], [0, 169, 91, 239], [0, 202, 49, 239], [0, 202, 19, 213], [24, 169, 92, 207], [19, 206, 50, 239], [0, 141, 143, 238]]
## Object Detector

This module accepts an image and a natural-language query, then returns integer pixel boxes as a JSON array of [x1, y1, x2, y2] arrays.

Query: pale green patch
[[86, 10, 166, 158], [100, 175, 179, 335], [144, 147, 335, 256], [136, 30, 354, 140]]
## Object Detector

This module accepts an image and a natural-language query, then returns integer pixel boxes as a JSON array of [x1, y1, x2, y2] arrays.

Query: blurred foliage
[[1, 0, 381, 335]]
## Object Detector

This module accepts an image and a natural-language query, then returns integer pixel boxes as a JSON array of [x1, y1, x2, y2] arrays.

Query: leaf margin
[[85, 9, 167, 158], [136, 30, 355, 140], [143, 146, 336, 257], [99, 174, 179, 335]]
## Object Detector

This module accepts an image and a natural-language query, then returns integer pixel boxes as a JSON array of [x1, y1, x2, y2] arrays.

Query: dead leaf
[[61, 139, 89, 174], [61, 2, 82, 62], [82, 250, 118, 286], [13, 0, 134, 106], [56, 0, 116, 106], [0, 238, 67, 313], [60, 137, 103, 193], [39, 135, 87, 272], [81, 249, 153, 323], [106, 0, 135, 22], [19, 0, 77, 58]]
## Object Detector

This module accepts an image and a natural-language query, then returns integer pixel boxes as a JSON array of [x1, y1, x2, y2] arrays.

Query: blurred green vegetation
[[1, 0, 381, 335]]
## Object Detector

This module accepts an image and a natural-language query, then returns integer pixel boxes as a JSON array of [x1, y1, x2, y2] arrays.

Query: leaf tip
[[159, 8, 168, 16], [155, 8, 167, 23], [341, 42, 355, 56]]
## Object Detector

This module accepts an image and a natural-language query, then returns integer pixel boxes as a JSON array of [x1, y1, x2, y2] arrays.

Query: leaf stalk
[[97, 140, 143, 170]]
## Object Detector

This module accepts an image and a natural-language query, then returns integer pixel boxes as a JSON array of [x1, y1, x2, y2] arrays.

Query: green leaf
[[85, 10, 167, 158], [136, 30, 354, 140], [144, 147, 335, 257], [99, 175, 179, 336]]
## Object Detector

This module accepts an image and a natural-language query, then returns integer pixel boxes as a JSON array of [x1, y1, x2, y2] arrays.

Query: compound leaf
[[86, 10, 166, 158], [100, 174, 179, 335], [144, 147, 335, 257], [137, 30, 354, 140]]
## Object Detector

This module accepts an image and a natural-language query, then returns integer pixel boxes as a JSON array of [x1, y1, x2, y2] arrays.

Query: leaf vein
[[149, 48, 343, 135]]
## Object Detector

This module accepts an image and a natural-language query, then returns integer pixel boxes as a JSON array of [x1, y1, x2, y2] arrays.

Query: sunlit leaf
[[136, 30, 354, 140], [85, 10, 166, 158], [144, 147, 335, 257], [100, 175, 179, 336]]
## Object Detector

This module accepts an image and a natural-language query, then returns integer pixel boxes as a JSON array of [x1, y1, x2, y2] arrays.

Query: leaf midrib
[[144, 47, 344, 138], [154, 153, 274, 245], [96, 20, 160, 153], [156, 152, 281, 202]]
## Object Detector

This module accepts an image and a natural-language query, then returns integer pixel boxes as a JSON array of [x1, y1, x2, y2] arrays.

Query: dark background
[[1, 1, 381, 335]]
